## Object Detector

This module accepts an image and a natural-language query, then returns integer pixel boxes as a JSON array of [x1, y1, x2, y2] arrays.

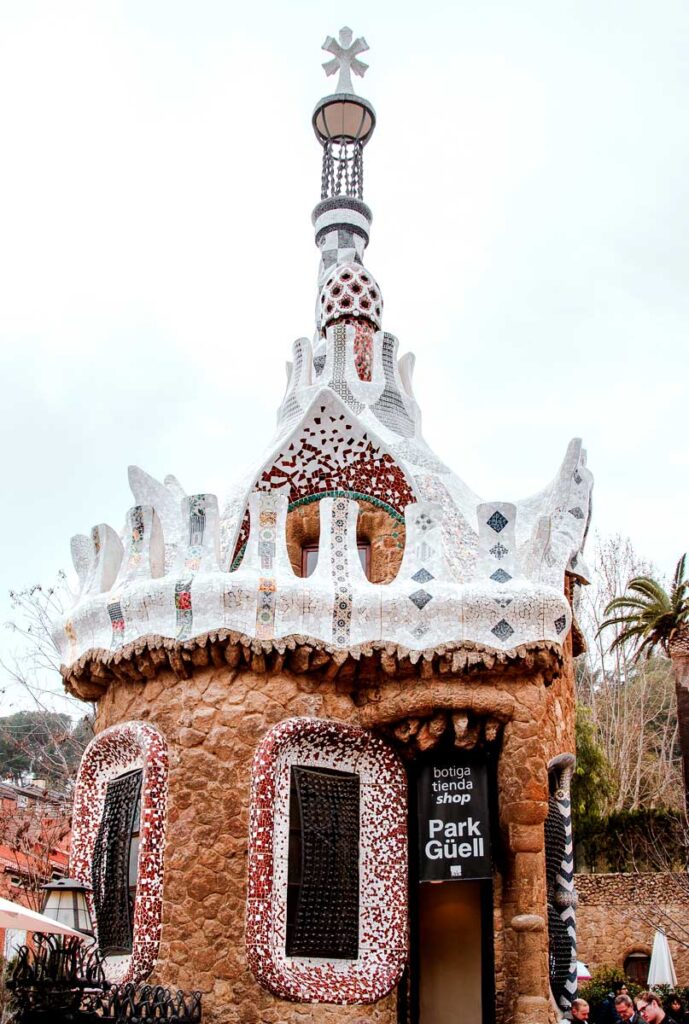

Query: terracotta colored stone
[[576, 873, 689, 981], [62, 495, 585, 1024], [80, 633, 576, 1023]]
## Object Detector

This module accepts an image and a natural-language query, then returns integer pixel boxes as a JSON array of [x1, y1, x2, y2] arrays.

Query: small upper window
[[624, 953, 650, 985], [301, 543, 371, 579]]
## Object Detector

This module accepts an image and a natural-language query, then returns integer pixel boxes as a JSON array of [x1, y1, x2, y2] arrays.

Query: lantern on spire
[[313, 27, 376, 199]]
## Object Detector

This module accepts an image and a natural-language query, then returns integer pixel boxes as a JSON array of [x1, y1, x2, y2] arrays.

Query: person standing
[[666, 996, 688, 1024], [636, 992, 680, 1024], [572, 999, 591, 1022], [600, 983, 631, 1024], [615, 994, 641, 1023]]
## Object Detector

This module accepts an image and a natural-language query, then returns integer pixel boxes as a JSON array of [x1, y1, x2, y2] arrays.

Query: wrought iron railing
[[8, 934, 201, 1023], [85, 982, 202, 1022]]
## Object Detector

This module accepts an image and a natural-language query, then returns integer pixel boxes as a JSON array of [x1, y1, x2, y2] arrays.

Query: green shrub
[[575, 807, 688, 873], [579, 965, 689, 1016], [579, 964, 639, 1010]]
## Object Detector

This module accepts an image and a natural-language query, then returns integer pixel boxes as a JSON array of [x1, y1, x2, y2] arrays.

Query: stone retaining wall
[[575, 873, 689, 984]]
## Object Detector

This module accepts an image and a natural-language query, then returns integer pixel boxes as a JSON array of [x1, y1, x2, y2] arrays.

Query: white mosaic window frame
[[246, 717, 408, 1003]]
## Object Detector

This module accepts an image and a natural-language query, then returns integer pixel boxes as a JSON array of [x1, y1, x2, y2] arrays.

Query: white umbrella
[[647, 928, 677, 987], [0, 896, 85, 939], [577, 961, 592, 981]]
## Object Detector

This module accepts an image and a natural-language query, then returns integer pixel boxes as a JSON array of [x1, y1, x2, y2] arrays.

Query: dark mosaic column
[[545, 752, 578, 1013]]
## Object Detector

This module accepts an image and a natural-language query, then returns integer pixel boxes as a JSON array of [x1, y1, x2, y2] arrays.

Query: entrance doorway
[[418, 881, 484, 1022], [413, 879, 494, 1024], [407, 752, 496, 1024]]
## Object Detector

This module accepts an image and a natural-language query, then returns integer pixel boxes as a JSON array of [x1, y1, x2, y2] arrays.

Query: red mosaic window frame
[[246, 717, 408, 1003], [69, 722, 168, 984]]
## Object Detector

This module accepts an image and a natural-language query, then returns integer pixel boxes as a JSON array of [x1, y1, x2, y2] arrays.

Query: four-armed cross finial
[[321, 26, 369, 94]]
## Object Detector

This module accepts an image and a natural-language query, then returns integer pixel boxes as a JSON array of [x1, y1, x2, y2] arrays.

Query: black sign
[[417, 757, 492, 882]]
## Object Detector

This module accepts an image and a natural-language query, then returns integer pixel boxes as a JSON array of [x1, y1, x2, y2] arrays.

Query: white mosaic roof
[[50, 35, 593, 671]]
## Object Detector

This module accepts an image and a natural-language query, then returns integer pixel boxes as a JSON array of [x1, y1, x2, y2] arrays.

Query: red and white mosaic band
[[246, 717, 408, 1003], [70, 721, 168, 983]]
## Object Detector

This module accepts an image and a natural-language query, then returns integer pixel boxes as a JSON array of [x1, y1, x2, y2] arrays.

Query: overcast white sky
[[1, 0, 687, 712]]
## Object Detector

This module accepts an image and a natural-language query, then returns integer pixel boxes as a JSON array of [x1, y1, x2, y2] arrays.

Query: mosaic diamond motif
[[412, 568, 434, 584], [409, 589, 433, 610], [490, 569, 512, 584], [489, 542, 508, 560], [411, 623, 429, 639], [554, 615, 567, 634], [568, 506, 584, 520], [494, 596, 513, 609], [486, 510, 509, 533], [491, 619, 515, 641]]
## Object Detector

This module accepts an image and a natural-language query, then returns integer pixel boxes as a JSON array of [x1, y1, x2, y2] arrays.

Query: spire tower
[[312, 28, 381, 379]]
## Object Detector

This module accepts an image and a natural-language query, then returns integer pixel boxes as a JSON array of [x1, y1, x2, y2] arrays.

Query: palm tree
[[598, 554, 689, 814]]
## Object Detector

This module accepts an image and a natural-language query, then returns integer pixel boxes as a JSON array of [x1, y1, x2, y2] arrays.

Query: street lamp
[[41, 877, 93, 936]]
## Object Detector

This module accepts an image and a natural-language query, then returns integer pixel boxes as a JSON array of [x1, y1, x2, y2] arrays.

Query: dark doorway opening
[[404, 752, 497, 1024]]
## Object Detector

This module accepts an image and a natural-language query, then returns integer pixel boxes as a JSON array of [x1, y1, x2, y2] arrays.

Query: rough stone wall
[[492, 872, 506, 1022], [576, 873, 689, 984], [89, 643, 568, 1024], [95, 663, 399, 1024]]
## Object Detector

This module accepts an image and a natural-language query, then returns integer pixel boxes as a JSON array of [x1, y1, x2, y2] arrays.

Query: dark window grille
[[91, 769, 142, 956], [286, 765, 360, 960]]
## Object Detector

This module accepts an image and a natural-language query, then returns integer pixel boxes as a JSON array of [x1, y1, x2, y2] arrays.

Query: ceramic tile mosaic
[[319, 262, 383, 331], [312, 197, 372, 285], [50, 94, 593, 668], [174, 494, 222, 575], [246, 717, 407, 1003], [260, 393, 415, 514], [370, 333, 417, 438], [277, 337, 313, 429], [54, 470, 587, 660], [546, 754, 578, 1012], [70, 722, 168, 985], [351, 319, 374, 381], [127, 467, 187, 574]]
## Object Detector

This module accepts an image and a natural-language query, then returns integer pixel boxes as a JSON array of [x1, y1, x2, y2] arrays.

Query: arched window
[[624, 951, 650, 985], [301, 541, 371, 579], [70, 722, 168, 983], [91, 768, 142, 955], [246, 717, 407, 1003]]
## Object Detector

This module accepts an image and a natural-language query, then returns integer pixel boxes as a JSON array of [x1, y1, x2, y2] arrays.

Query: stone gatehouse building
[[50, 27, 596, 1024]]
